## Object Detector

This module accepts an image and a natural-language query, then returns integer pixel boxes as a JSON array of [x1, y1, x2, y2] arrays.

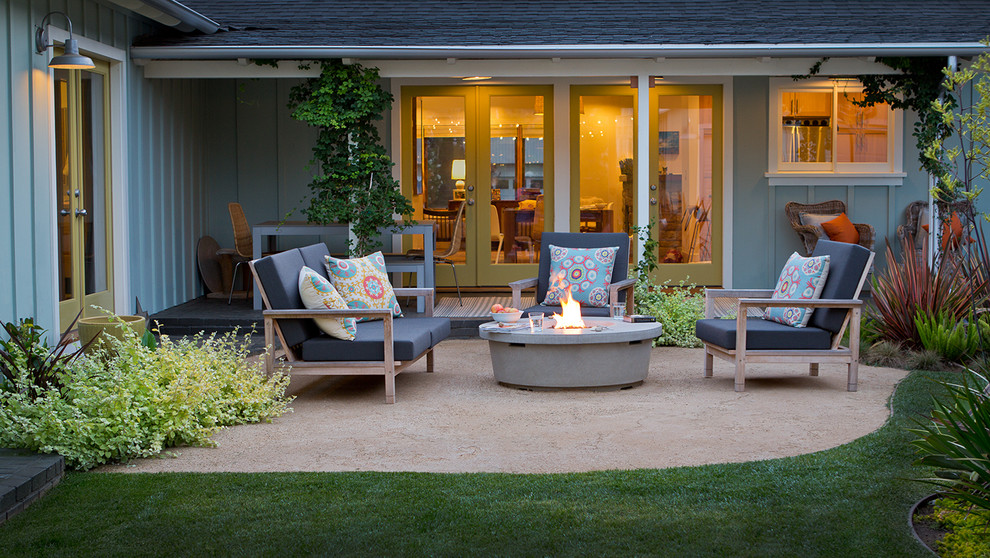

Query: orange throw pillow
[[821, 212, 860, 244]]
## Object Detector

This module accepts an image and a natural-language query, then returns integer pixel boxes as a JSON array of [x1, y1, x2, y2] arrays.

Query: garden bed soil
[[911, 494, 946, 555]]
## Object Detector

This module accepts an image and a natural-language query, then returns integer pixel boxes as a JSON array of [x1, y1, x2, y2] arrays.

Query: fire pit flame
[[551, 289, 587, 329]]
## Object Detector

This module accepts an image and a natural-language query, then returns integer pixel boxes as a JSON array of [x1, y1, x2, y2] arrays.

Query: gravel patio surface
[[98, 339, 907, 474]]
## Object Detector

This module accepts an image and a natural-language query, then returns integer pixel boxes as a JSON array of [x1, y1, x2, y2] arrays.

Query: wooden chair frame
[[702, 251, 874, 392], [249, 260, 437, 404]]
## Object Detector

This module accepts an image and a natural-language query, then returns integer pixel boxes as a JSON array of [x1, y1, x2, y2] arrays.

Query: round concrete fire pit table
[[479, 318, 662, 390]]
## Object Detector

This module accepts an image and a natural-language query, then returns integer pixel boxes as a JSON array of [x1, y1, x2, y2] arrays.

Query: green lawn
[[0, 370, 948, 557]]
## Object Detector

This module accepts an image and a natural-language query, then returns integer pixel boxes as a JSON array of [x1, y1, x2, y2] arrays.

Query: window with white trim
[[769, 78, 901, 174]]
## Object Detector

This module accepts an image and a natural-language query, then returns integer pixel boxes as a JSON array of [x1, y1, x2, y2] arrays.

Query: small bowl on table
[[491, 311, 523, 324]]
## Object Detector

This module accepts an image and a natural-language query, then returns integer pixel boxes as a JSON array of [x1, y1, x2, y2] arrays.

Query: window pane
[[656, 95, 713, 264], [413, 96, 467, 262], [837, 92, 888, 163], [490, 95, 545, 264], [781, 91, 832, 163], [578, 95, 635, 236]]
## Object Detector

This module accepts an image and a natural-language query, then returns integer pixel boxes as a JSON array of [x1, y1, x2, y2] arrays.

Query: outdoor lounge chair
[[250, 243, 451, 404], [694, 240, 874, 392], [509, 232, 635, 318]]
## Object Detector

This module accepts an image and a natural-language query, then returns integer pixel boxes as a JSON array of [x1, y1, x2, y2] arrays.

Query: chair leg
[[734, 360, 746, 392], [847, 361, 858, 392], [228, 260, 246, 305], [704, 348, 713, 378], [426, 348, 434, 372], [447, 261, 462, 305], [384, 371, 396, 404], [809, 363, 819, 376]]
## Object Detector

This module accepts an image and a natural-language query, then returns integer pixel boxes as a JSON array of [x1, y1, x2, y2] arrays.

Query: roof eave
[[129, 42, 990, 60]]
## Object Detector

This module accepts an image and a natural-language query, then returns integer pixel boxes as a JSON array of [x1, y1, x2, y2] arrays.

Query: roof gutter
[[130, 42, 990, 60], [137, 0, 220, 34]]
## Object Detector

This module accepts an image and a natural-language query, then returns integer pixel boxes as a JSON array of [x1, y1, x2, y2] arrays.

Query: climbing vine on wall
[[287, 59, 412, 255]]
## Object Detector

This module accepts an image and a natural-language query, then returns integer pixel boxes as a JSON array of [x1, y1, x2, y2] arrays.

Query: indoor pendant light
[[35, 12, 96, 70]]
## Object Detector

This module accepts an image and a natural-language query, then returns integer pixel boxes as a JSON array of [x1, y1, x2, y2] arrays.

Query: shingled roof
[[132, 0, 990, 58]]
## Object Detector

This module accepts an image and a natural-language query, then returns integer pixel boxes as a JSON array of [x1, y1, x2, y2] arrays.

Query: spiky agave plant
[[911, 369, 990, 515]]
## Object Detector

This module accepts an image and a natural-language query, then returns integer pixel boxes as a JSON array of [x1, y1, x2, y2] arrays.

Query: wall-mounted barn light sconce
[[35, 12, 96, 70]]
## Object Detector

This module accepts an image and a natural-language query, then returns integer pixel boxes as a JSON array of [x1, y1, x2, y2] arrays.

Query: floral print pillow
[[298, 266, 357, 340], [763, 252, 830, 328], [542, 245, 620, 308], [324, 252, 402, 322]]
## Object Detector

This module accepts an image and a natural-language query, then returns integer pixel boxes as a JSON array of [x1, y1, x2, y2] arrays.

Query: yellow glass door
[[649, 85, 723, 285], [401, 86, 552, 287], [55, 59, 113, 330], [570, 86, 637, 254]]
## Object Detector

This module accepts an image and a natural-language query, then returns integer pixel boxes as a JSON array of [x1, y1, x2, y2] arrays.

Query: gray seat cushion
[[522, 304, 611, 318], [808, 240, 872, 333], [695, 318, 832, 350], [299, 317, 450, 362]]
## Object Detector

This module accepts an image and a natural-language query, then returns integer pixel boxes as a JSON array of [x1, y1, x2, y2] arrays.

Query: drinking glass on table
[[529, 312, 545, 332], [611, 302, 626, 320]]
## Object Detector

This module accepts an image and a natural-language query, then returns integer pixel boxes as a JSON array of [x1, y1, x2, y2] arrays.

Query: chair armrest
[[609, 278, 636, 314], [737, 298, 863, 309], [704, 289, 774, 318], [509, 277, 539, 310], [394, 288, 436, 316], [263, 308, 392, 320]]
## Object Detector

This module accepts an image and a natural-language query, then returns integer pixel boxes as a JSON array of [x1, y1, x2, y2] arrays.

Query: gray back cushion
[[252, 248, 321, 347], [299, 243, 331, 280], [808, 240, 872, 333], [536, 232, 630, 302]]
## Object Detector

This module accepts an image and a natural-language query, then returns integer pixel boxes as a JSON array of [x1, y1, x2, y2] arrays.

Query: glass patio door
[[649, 85, 723, 285], [54, 60, 114, 331], [401, 86, 553, 287]]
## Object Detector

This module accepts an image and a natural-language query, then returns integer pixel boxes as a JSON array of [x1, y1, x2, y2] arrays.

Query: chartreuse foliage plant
[[288, 59, 413, 256], [635, 279, 705, 348], [923, 497, 990, 558], [630, 219, 704, 347], [0, 323, 292, 470]]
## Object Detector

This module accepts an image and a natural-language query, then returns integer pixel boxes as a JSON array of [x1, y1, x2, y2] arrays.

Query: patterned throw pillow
[[764, 252, 830, 328], [542, 245, 619, 307], [298, 266, 357, 341], [324, 252, 402, 321]]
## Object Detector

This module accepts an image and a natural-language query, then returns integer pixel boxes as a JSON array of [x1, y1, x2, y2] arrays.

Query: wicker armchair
[[784, 200, 875, 256]]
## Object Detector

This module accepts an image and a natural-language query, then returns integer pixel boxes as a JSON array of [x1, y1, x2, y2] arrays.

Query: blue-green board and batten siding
[[1, 0, 212, 334]]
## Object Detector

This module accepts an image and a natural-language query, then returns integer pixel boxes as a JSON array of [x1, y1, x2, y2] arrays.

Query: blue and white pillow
[[763, 252, 830, 328], [542, 245, 619, 308]]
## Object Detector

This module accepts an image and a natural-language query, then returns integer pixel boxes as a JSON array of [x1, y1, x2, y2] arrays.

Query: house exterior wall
[[1, 0, 212, 334], [730, 76, 934, 287], [201, 71, 938, 289]]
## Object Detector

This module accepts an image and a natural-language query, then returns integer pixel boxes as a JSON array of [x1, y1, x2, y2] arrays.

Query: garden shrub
[[915, 310, 989, 363], [635, 278, 704, 348], [0, 325, 292, 471], [911, 369, 990, 519], [924, 498, 990, 558]]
